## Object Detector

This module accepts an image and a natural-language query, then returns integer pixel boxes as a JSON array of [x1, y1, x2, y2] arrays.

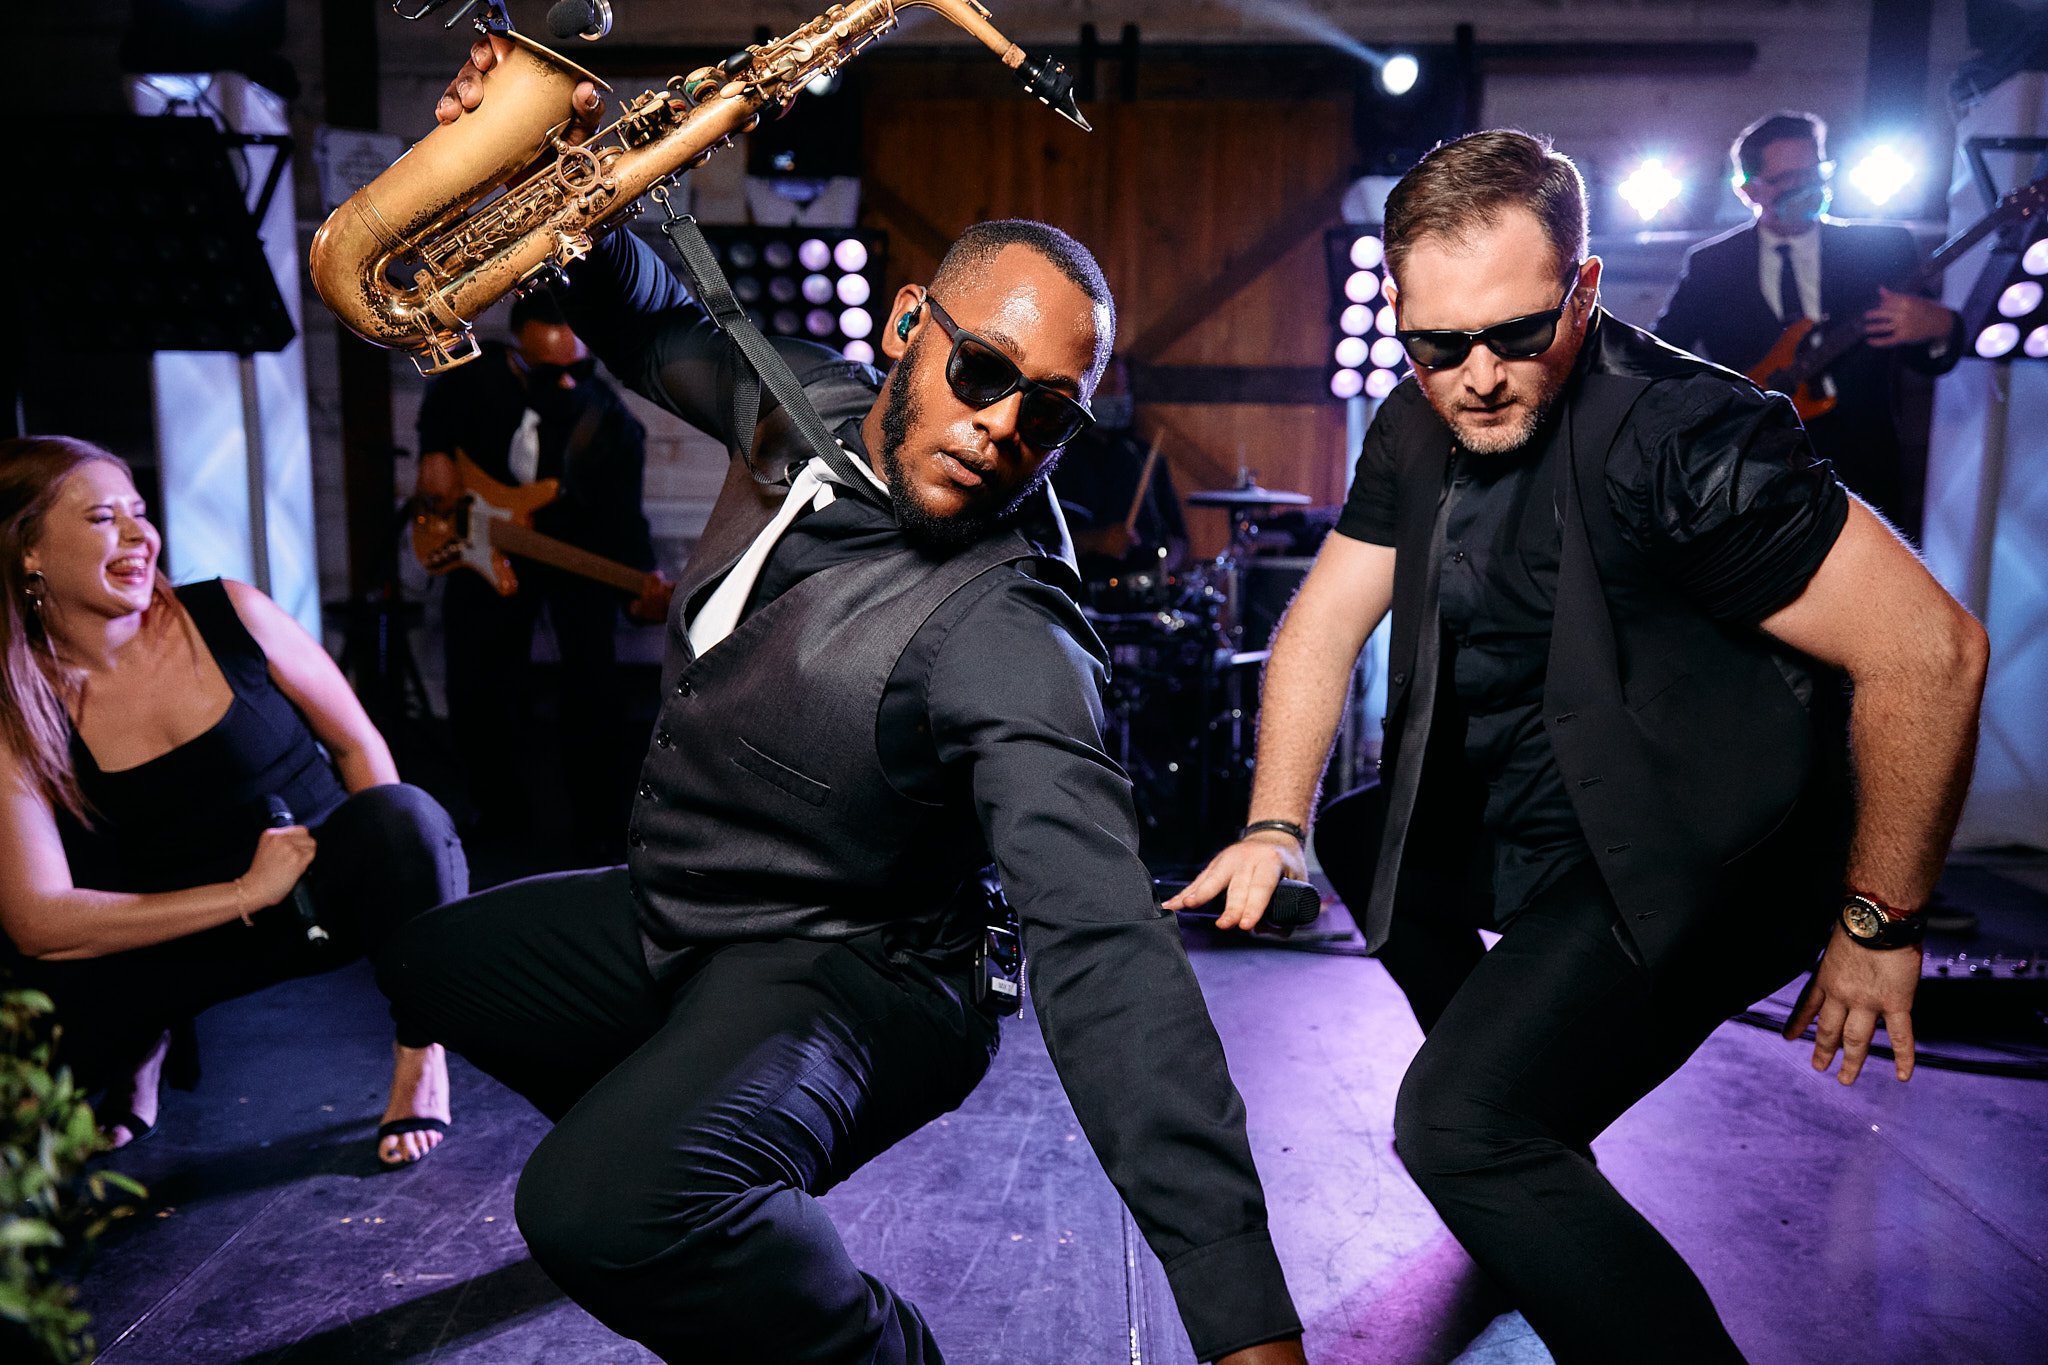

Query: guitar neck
[[486, 520, 647, 595]]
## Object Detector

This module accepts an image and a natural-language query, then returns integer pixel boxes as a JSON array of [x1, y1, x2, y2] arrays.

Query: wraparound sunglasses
[[1395, 270, 1584, 370], [919, 294, 1095, 450]]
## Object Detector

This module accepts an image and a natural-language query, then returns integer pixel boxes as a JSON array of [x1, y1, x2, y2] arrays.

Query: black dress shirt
[[1338, 321, 1848, 923]]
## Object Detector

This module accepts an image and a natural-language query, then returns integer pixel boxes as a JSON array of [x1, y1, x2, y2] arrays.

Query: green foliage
[[0, 987, 146, 1363]]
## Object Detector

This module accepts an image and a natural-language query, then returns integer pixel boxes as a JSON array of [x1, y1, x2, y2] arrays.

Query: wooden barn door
[[860, 91, 1358, 552]]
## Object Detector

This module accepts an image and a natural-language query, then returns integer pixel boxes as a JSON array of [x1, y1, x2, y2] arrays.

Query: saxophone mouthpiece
[[1017, 52, 1092, 132]]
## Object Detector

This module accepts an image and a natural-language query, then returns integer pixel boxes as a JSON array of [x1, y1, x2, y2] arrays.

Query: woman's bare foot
[[103, 1029, 170, 1149], [377, 1041, 451, 1167]]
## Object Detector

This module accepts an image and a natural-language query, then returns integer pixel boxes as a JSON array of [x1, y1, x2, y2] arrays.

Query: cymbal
[[1186, 484, 1312, 508]]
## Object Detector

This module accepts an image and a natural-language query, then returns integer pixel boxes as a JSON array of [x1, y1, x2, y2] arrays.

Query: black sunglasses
[[1395, 271, 1583, 370], [920, 295, 1095, 450]]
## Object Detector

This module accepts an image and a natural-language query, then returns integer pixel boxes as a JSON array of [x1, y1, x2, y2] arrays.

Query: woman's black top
[[58, 580, 347, 893]]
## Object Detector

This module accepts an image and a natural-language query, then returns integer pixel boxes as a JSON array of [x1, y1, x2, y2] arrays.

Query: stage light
[[1377, 304, 1398, 334], [2026, 238, 2048, 276], [1976, 322, 2021, 358], [700, 225, 888, 350], [1617, 158, 1684, 222], [805, 72, 838, 96], [1365, 367, 1400, 399], [2029, 326, 2048, 359], [1379, 53, 1419, 97], [844, 339, 875, 364], [1328, 225, 1408, 402], [1847, 144, 1917, 207], [2001, 281, 2045, 317]]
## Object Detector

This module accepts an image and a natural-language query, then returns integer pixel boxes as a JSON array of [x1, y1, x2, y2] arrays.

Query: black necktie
[[1775, 243, 1800, 321], [1361, 458, 1457, 952]]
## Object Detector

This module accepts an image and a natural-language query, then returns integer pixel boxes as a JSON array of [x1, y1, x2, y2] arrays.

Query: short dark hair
[[1383, 129, 1587, 286], [1732, 111, 1827, 182], [509, 288, 567, 335], [930, 220, 1116, 387]]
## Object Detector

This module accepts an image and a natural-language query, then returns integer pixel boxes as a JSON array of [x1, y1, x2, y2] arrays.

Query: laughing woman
[[0, 436, 468, 1166]]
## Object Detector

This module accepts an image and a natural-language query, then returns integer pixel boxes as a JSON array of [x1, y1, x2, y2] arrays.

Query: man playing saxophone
[[377, 37, 1309, 1365]]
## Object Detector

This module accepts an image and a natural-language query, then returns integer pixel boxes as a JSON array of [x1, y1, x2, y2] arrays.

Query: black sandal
[[98, 1111, 158, 1148], [375, 1116, 450, 1168]]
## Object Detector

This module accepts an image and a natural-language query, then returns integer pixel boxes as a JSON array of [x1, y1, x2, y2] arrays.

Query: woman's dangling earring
[[23, 570, 47, 616]]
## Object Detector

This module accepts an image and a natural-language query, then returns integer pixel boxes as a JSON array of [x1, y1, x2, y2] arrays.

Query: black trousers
[[16, 784, 466, 1095], [376, 869, 1000, 1364], [1316, 781, 1834, 1364], [443, 568, 632, 860]]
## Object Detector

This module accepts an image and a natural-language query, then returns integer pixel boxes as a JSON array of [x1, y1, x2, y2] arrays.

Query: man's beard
[[1433, 360, 1573, 456], [877, 339, 1056, 552]]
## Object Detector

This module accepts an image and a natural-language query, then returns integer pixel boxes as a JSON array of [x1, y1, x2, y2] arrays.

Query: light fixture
[[1616, 157, 1684, 223], [1378, 53, 1419, 97], [1846, 143, 1918, 207], [1326, 226, 1410, 403], [698, 225, 888, 355]]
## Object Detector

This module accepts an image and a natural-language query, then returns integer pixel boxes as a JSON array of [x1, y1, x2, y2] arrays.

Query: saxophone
[[311, 0, 1087, 375]]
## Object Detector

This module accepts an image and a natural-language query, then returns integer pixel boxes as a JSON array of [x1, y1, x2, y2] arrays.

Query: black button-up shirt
[[1338, 321, 1848, 922]]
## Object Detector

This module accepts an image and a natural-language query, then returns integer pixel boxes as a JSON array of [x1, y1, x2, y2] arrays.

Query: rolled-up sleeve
[[923, 571, 1301, 1360], [1612, 378, 1849, 624]]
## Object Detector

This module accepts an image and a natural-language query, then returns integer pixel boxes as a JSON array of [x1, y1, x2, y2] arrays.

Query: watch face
[[1843, 899, 1884, 940]]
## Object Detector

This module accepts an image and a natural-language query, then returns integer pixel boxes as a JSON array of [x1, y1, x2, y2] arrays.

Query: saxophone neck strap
[[656, 203, 880, 499]]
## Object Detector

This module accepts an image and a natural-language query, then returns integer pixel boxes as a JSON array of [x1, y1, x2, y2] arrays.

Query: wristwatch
[[1839, 891, 1926, 950]]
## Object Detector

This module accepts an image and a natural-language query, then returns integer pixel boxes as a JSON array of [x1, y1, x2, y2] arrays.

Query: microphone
[[546, 0, 613, 41], [1164, 878, 1324, 938], [263, 796, 331, 946]]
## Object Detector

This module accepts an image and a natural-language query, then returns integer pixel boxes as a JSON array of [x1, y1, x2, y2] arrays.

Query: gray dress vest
[[625, 388, 1057, 968]]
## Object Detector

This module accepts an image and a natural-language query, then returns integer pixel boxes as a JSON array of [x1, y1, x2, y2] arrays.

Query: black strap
[[657, 206, 878, 495]]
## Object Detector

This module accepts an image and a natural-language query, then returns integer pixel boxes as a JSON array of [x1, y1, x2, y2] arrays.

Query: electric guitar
[[1748, 173, 2048, 420], [411, 452, 659, 605]]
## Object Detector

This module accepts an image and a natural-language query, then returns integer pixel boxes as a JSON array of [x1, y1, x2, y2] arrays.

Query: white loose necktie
[[507, 408, 542, 486], [685, 458, 837, 656]]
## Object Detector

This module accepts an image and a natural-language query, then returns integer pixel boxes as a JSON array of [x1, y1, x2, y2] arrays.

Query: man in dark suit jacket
[[1175, 129, 1987, 1362], [1655, 111, 1963, 542]]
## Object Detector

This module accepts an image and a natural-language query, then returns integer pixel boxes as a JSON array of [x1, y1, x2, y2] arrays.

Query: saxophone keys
[[550, 229, 594, 265]]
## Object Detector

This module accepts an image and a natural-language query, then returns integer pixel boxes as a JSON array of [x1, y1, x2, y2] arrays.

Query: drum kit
[[1081, 474, 1333, 875]]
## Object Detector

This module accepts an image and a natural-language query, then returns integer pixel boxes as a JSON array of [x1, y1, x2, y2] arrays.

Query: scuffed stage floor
[[80, 870, 2048, 1364]]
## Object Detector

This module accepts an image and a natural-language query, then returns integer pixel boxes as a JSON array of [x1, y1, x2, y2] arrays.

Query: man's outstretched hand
[[435, 35, 604, 140], [1784, 923, 1921, 1084], [1162, 832, 1307, 934]]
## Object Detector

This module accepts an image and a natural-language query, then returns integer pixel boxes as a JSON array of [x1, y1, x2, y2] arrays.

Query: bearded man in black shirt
[[1172, 130, 1987, 1362], [377, 36, 1305, 1365]]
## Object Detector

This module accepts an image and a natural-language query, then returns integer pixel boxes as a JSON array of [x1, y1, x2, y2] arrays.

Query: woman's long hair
[[0, 435, 179, 823]]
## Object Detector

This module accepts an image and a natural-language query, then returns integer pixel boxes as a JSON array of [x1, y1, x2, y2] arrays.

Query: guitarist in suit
[[1654, 111, 1963, 543], [415, 291, 666, 860]]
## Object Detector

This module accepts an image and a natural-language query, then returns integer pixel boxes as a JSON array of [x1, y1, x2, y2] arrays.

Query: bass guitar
[[1748, 173, 2048, 420]]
